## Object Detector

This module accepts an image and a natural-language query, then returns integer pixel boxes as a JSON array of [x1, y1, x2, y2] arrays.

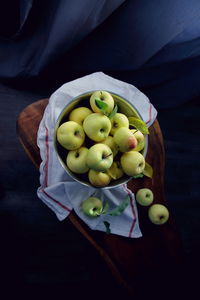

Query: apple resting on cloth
[[57, 121, 85, 150], [88, 169, 111, 187], [86, 143, 113, 172], [148, 204, 169, 225], [114, 127, 138, 152], [66, 147, 89, 174], [120, 151, 145, 176], [136, 188, 154, 206], [69, 107, 92, 125], [90, 90, 114, 114], [110, 113, 129, 136], [83, 113, 111, 142], [131, 129, 145, 152], [81, 197, 103, 217]]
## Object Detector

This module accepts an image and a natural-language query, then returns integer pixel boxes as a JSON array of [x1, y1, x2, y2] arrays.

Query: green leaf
[[102, 201, 109, 214], [143, 162, 153, 178], [132, 173, 144, 179], [108, 104, 118, 119], [103, 221, 111, 234], [128, 117, 149, 134], [95, 99, 109, 113], [109, 196, 130, 216]]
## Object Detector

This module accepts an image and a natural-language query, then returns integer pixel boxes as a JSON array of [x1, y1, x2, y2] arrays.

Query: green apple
[[120, 151, 145, 176], [100, 136, 118, 157], [148, 204, 169, 225], [57, 121, 85, 150], [66, 147, 89, 174], [88, 169, 111, 187], [131, 129, 145, 152], [69, 107, 92, 125], [81, 197, 103, 217], [107, 161, 124, 180], [83, 113, 111, 142], [90, 90, 114, 114], [136, 188, 154, 206], [86, 143, 113, 172], [110, 113, 129, 136], [114, 127, 138, 152]]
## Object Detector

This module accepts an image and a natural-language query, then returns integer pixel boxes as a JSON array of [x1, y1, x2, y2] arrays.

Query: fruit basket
[[54, 90, 148, 189]]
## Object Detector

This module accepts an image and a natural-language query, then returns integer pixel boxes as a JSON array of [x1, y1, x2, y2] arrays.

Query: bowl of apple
[[54, 90, 149, 189]]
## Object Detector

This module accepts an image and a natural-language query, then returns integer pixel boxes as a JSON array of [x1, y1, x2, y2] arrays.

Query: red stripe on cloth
[[128, 205, 137, 238], [41, 126, 72, 213], [123, 184, 137, 238], [146, 103, 152, 125], [42, 189, 72, 212]]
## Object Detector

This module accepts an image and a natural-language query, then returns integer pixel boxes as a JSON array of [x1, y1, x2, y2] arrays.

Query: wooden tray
[[16, 98, 183, 296]]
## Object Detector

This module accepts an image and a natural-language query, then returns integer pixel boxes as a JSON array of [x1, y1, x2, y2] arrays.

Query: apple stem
[[132, 129, 139, 135], [103, 153, 112, 159]]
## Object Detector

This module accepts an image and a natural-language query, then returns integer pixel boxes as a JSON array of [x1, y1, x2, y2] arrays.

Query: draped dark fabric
[[0, 0, 125, 77], [1, 0, 200, 108]]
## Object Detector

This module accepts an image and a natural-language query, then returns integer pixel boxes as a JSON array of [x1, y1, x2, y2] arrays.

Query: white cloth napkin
[[37, 72, 157, 238]]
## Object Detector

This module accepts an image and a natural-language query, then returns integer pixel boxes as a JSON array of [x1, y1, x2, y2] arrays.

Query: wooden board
[[16, 98, 183, 296]]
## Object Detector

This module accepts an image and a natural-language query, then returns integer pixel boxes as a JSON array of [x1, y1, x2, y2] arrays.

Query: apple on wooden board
[[88, 169, 111, 187], [90, 90, 114, 114], [136, 188, 154, 206], [83, 113, 111, 142], [81, 197, 103, 217], [66, 147, 89, 174], [114, 127, 138, 152], [120, 151, 145, 176], [107, 161, 124, 180], [86, 143, 113, 172], [148, 204, 169, 225], [69, 107, 92, 125], [57, 121, 85, 150], [100, 136, 118, 157], [131, 129, 145, 152], [110, 113, 129, 136]]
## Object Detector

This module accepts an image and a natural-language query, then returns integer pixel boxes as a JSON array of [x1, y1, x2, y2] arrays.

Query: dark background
[[0, 1, 200, 299]]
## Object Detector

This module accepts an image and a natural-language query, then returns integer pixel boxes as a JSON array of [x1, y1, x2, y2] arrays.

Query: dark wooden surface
[[16, 98, 184, 296]]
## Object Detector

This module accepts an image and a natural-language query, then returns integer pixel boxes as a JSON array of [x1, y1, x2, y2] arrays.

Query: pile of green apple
[[136, 188, 169, 225], [56, 90, 147, 187]]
